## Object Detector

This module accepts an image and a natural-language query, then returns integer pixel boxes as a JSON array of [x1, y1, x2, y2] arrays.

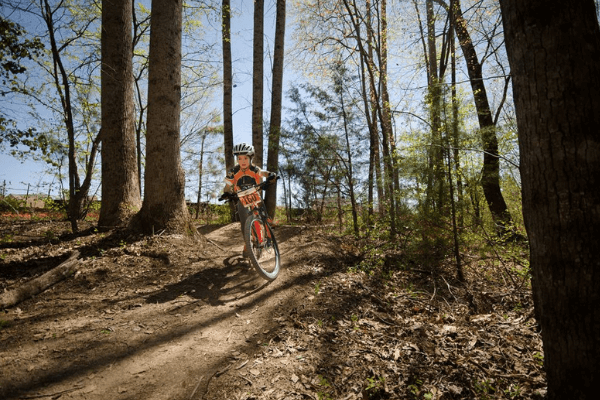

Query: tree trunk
[[343, 0, 384, 219], [99, 0, 141, 228], [500, 1, 600, 398], [379, 0, 398, 237], [338, 82, 359, 237], [252, 0, 264, 167], [0, 251, 79, 309], [424, 0, 445, 213], [450, 0, 512, 232], [136, 0, 191, 234], [222, 0, 234, 172], [265, 0, 286, 220], [42, 0, 84, 232]]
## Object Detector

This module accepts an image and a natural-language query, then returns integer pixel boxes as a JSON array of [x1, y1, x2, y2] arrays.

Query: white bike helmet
[[233, 142, 255, 157]]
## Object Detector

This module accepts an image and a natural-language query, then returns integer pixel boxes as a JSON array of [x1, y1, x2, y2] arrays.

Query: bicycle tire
[[244, 214, 280, 280]]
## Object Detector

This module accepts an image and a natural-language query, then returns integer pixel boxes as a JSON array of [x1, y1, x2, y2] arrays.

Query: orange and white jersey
[[224, 165, 271, 192]]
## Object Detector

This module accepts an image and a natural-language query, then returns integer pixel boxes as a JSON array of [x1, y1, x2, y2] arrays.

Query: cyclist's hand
[[218, 193, 229, 202], [267, 173, 277, 182]]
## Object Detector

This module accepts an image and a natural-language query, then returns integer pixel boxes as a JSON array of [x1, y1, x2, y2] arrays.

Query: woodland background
[[1, 1, 599, 399]]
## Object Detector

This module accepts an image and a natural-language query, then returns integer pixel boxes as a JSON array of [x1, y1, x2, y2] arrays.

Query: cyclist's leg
[[237, 202, 251, 257]]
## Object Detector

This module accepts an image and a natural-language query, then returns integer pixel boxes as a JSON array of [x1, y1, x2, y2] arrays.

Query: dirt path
[[1, 219, 547, 399], [1, 222, 338, 400]]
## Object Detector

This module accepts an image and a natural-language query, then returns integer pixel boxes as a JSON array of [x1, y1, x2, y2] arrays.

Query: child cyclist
[[219, 143, 276, 258]]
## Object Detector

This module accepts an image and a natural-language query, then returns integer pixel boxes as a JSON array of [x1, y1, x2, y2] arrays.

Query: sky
[[0, 0, 281, 198]]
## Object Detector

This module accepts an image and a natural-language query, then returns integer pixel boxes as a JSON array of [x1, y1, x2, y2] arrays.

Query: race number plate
[[238, 187, 262, 209]]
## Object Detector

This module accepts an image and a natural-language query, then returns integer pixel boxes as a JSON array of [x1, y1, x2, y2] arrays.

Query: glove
[[218, 193, 229, 201], [267, 173, 277, 181]]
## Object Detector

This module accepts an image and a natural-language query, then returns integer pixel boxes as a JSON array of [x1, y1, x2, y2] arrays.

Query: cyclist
[[219, 143, 275, 258]]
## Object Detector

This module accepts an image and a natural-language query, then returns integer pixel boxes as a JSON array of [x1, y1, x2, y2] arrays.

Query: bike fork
[[252, 219, 264, 244]]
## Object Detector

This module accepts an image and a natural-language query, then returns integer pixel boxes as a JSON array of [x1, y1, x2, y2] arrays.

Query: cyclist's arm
[[258, 168, 276, 179]]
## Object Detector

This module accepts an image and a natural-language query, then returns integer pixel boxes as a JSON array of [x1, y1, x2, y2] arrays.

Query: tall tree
[[136, 0, 191, 234], [264, 0, 286, 219], [40, 0, 100, 233], [99, 0, 141, 228], [435, 0, 513, 233], [252, 0, 264, 167], [376, 0, 399, 237], [221, 0, 234, 172], [416, 0, 446, 212], [340, 0, 398, 235], [500, 1, 600, 398]]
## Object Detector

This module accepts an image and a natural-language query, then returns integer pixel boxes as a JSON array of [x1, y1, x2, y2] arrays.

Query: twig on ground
[[206, 238, 226, 252], [18, 385, 84, 399], [189, 376, 204, 399]]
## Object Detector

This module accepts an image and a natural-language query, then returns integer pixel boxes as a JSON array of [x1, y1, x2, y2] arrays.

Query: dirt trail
[[0, 222, 336, 400], [0, 219, 547, 399]]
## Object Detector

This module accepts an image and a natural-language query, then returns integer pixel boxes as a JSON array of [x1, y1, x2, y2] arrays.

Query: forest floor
[[0, 216, 546, 400]]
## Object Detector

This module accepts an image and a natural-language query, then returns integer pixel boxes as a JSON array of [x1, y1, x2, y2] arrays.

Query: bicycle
[[219, 175, 280, 281]]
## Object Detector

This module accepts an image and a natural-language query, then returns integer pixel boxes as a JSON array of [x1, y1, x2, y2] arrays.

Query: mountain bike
[[219, 175, 280, 281]]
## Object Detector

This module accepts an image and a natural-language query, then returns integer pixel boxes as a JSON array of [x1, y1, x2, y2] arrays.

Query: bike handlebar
[[218, 174, 278, 202]]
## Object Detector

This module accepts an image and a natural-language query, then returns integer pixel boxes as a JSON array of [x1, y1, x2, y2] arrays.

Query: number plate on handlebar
[[238, 187, 262, 209]]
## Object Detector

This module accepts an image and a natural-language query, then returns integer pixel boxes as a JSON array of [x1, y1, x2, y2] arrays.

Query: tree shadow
[[145, 255, 270, 306]]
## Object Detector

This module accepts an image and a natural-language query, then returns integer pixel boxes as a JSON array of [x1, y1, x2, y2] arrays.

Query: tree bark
[[252, 0, 264, 167], [99, 0, 141, 228], [449, 0, 512, 232], [265, 0, 286, 219], [500, 1, 600, 398], [136, 0, 191, 234], [0, 251, 80, 309], [377, 0, 398, 237], [41, 0, 98, 233], [222, 0, 234, 172]]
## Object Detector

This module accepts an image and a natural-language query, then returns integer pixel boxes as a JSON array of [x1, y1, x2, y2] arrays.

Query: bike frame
[[220, 175, 280, 280]]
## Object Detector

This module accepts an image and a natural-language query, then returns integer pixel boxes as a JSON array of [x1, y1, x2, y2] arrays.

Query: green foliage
[[316, 375, 333, 400], [0, 319, 10, 330], [213, 204, 234, 224], [314, 281, 321, 294], [474, 379, 496, 399], [364, 375, 385, 398], [0, 196, 24, 212], [532, 352, 544, 367], [44, 229, 56, 241], [1, 234, 13, 243], [0, 16, 44, 89], [504, 384, 522, 399], [0, 117, 51, 157], [0, 16, 47, 154]]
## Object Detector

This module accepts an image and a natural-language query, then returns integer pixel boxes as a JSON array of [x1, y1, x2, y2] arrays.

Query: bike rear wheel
[[244, 214, 280, 280]]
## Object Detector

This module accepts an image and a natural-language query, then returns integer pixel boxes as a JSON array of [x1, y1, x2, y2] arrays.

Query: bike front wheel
[[244, 214, 280, 280]]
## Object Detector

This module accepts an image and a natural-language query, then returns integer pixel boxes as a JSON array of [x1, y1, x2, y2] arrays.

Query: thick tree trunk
[[136, 0, 191, 234], [500, 1, 600, 398], [265, 0, 286, 219], [99, 0, 141, 228]]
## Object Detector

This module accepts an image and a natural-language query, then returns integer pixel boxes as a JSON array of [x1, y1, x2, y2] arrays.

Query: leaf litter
[[0, 218, 545, 399]]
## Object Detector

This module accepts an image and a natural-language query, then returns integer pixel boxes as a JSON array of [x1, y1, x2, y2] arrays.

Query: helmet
[[233, 142, 254, 157]]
